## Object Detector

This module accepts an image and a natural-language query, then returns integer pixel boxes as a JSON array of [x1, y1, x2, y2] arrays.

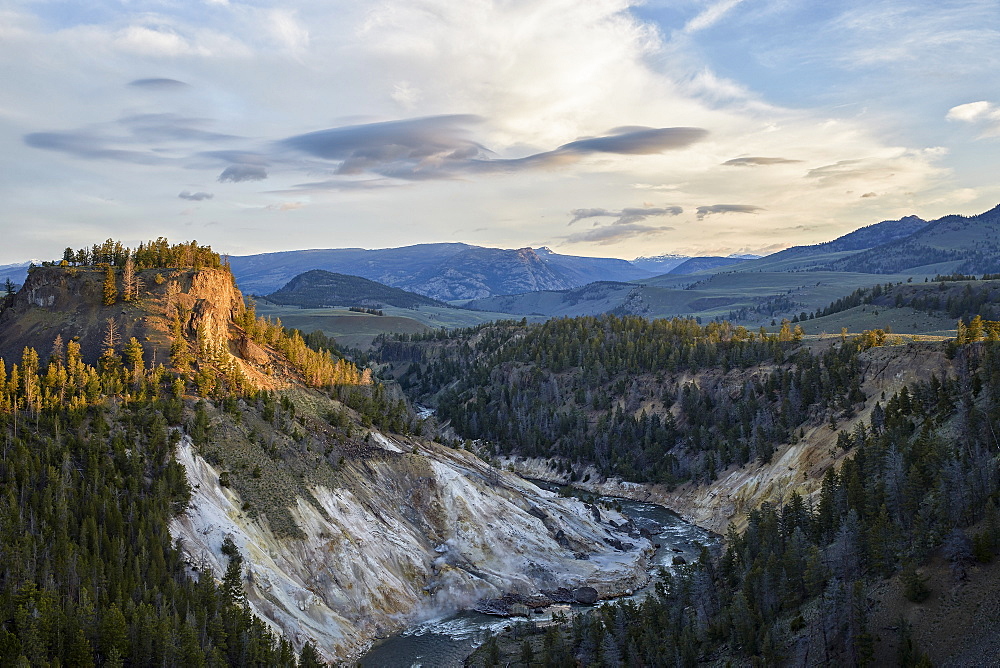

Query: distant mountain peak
[[230, 243, 652, 300], [632, 253, 686, 262]]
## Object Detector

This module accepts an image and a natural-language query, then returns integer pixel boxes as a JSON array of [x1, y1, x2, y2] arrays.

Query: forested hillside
[[1, 238, 667, 665], [376, 316, 868, 485], [825, 205, 1000, 275], [810, 275, 1000, 324], [379, 314, 1000, 665], [479, 335, 999, 665], [0, 239, 406, 665]]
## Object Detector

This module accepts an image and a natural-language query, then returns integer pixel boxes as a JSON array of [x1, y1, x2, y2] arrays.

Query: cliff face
[[0, 265, 258, 371], [171, 431, 651, 661]]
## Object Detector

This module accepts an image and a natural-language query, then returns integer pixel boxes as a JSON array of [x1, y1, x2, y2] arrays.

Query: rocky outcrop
[[171, 433, 652, 662], [0, 265, 278, 375]]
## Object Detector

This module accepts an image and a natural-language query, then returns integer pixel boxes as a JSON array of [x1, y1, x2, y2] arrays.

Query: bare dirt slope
[[868, 553, 1000, 666]]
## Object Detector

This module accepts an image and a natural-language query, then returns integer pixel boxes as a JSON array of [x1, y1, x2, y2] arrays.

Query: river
[[359, 481, 718, 668]]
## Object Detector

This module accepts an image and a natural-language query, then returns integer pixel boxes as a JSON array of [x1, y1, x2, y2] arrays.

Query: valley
[[7, 1, 1000, 665], [0, 214, 998, 666], [0, 241, 656, 665]]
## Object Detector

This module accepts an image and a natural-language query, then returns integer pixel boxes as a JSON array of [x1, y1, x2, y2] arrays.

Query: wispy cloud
[[179, 191, 213, 201], [219, 164, 268, 182], [569, 206, 683, 226], [564, 223, 671, 245], [128, 78, 189, 89], [24, 130, 169, 165], [264, 201, 305, 211], [24, 114, 239, 166], [947, 100, 1000, 137], [684, 0, 747, 34], [696, 204, 763, 220], [723, 157, 801, 167], [806, 159, 886, 186]]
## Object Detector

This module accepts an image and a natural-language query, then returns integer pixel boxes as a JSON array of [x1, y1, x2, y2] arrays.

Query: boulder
[[573, 586, 599, 605]]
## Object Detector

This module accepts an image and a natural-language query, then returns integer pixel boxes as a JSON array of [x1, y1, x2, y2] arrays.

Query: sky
[[1, 0, 998, 263]]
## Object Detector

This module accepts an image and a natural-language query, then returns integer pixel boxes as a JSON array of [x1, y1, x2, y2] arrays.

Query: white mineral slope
[[170, 434, 651, 662]]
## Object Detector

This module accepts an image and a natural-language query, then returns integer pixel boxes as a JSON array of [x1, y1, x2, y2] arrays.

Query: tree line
[[378, 316, 864, 486]]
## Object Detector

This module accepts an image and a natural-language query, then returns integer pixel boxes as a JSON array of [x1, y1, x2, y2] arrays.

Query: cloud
[[24, 131, 169, 165], [127, 78, 189, 89], [24, 114, 239, 166], [219, 164, 268, 182], [723, 157, 802, 167], [178, 191, 213, 201], [696, 204, 763, 220], [684, 0, 748, 34], [860, 192, 877, 198], [564, 223, 671, 245], [119, 113, 238, 143], [281, 115, 483, 160], [264, 201, 305, 211], [272, 178, 397, 194], [470, 127, 707, 175], [559, 127, 708, 156], [280, 114, 486, 177], [111, 24, 250, 58], [569, 206, 683, 226], [805, 159, 899, 186], [947, 101, 1000, 137], [281, 118, 707, 181], [26, 111, 705, 190]]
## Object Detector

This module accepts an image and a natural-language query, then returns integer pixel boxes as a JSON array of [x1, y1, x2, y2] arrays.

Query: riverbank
[[497, 442, 846, 536], [359, 482, 717, 666]]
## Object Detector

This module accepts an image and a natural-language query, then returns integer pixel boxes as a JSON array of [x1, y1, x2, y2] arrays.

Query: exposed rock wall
[[0, 265, 249, 366], [171, 433, 651, 661]]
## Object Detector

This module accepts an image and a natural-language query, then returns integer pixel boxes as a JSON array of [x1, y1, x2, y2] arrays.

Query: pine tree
[[123, 337, 145, 385], [298, 641, 325, 667], [102, 265, 117, 305], [221, 547, 247, 609], [49, 335, 64, 366]]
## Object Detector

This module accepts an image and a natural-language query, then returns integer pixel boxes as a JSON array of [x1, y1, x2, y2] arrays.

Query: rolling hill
[[667, 256, 749, 274], [826, 204, 1000, 274], [266, 270, 446, 309]]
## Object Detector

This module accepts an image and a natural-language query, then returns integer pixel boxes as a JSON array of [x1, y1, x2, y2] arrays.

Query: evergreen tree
[[102, 264, 117, 305]]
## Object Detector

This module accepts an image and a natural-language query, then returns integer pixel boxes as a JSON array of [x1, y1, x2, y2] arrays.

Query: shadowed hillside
[[266, 269, 446, 309]]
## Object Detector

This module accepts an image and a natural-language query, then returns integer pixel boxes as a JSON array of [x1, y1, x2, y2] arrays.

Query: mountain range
[[455, 204, 1000, 325], [6, 204, 998, 311], [229, 244, 655, 300], [0, 261, 31, 288]]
